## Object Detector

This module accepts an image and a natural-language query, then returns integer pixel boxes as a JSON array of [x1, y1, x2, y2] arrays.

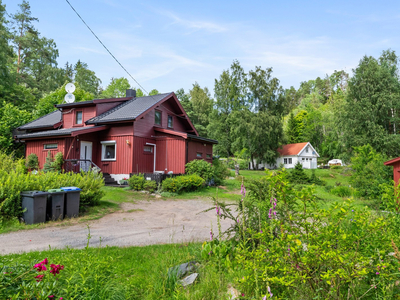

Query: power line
[[64, 0, 149, 95]]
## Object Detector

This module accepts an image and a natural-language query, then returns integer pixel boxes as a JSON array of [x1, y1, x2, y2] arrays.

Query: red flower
[[33, 263, 47, 272], [41, 258, 49, 265], [49, 264, 64, 276], [34, 274, 44, 282], [48, 296, 54, 299]]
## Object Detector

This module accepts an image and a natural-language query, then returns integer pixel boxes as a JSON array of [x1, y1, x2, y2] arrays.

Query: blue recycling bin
[[60, 187, 81, 218]]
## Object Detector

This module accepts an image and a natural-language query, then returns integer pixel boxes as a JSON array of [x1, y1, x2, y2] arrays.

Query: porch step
[[102, 173, 118, 186]]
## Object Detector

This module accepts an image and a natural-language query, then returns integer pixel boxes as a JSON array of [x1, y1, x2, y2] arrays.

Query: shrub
[[331, 185, 352, 197], [162, 174, 204, 193], [0, 170, 105, 218], [52, 152, 64, 172], [212, 158, 230, 185], [185, 159, 214, 182], [128, 174, 145, 191], [42, 151, 55, 173], [330, 165, 343, 170], [309, 170, 326, 186], [207, 169, 400, 299], [143, 180, 157, 193], [287, 162, 310, 184], [26, 153, 39, 170]]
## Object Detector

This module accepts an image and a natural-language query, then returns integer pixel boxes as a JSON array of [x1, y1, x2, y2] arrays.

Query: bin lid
[[48, 189, 65, 193], [20, 191, 49, 196], [60, 186, 81, 191]]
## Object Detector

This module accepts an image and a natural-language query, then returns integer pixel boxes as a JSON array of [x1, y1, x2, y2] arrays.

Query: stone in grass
[[168, 261, 197, 279], [178, 273, 198, 287]]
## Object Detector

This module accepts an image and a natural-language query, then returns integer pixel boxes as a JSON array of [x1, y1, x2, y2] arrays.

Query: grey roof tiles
[[18, 110, 62, 130], [15, 126, 103, 139], [86, 93, 171, 124]]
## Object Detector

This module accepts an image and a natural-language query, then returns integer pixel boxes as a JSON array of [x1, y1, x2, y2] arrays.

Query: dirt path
[[0, 199, 234, 255]]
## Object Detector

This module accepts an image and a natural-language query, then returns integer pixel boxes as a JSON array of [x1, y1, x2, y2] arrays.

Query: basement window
[[44, 143, 58, 150], [155, 110, 161, 125], [101, 141, 116, 161], [76, 111, 83, 125]]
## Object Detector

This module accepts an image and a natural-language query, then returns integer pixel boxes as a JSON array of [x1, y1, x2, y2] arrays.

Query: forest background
[[2, 0, 400, 169]]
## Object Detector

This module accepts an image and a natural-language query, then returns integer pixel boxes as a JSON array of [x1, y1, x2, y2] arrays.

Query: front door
[[80, 141, 92, 172]]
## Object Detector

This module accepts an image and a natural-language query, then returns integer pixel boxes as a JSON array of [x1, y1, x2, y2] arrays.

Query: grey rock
[[168, 261, 197, 279], [179, 273, 198, 286]]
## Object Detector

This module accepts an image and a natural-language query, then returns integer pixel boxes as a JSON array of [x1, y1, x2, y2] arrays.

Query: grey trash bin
[[60, 186, 81, 218], [47, 189, 65, 221], [20, 191, 49, 225]]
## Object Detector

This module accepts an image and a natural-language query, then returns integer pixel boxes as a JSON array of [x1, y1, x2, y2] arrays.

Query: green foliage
[[0, 152, 104, 218], [309, 169, 326, 186], [185, 159, 214, 182], [143, 180, 157, 193], [287, 162, 310, 184], [52, 152, 63, 172], [330, 185, 352, 197], [42, 151, 55, 173], [26, 153, 39, 170], [162, 174, 205, 193], [209, 170, 400, 299], [350, 144, 392, 199], [100, 77, 131, 98], [128, 174, 145, 191], [212, 158, 229, 186]]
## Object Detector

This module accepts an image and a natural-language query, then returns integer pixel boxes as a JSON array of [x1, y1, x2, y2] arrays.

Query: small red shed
[[15, 90, 217, 183], [384, 157, 400, 184]]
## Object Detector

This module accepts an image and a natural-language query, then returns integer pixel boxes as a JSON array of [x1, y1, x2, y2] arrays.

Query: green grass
[[0, 242, 231, 300]]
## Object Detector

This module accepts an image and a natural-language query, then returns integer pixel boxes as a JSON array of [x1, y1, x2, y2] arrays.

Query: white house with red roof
[[251, 142, 319, 169]]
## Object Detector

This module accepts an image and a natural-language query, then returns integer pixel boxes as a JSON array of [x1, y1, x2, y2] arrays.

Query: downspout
[[146, 143, 156, 173]]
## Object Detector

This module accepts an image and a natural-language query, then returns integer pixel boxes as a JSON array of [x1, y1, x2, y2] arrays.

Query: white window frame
[[288, 158, 292, 164], [284, 158, 288, 164], [44, 143, 58, 150], [101, 140, 116, 161]]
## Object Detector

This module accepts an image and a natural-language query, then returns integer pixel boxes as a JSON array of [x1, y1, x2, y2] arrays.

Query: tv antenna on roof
[[64, 83, 76, 103]]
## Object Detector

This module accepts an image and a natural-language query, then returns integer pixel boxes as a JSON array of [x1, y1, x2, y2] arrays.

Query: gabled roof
[[18, 110, 62, 130], [15, 126, 108, 139], [384, 157, 400, 166], [86, 93, 171, 124], [277, 142, 308, 156]]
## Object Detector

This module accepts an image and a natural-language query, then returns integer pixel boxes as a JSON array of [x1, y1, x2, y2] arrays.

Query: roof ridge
[[18, 110, 61, 129], [86, 93, 172, 124]]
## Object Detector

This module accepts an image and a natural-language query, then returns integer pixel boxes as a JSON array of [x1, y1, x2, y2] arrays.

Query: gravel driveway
[[0, 199, 234, 255]]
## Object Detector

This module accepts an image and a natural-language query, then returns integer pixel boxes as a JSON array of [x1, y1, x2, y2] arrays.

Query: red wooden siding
[[132, 136, 156, 173], [133, 98, 191, 138], [62, 106, 96, 128], [155, 137, 186, 174], [187, 141, 213, 163], [97, 135, 133, 174], [26, 139, 66, 169]]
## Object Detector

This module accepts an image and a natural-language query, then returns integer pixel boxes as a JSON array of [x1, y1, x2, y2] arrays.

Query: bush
[[331, 185, 352, 197], [143, 180, 157, 193], [53, 152, 64, 172], [162, 174, 204, 193], [212, 158, 230, 185], [224, 158, 249, 170], [309, 170, 326, 186], [330, 165, 343, 170], [287, 162, 310, 184], [0, 170, 105, 218], [43, 151, 55, 173], [128, 174, 145, 191], [207, 169, 400, 299], [26, 153, 39, 170], [185, 159, 214, 182]]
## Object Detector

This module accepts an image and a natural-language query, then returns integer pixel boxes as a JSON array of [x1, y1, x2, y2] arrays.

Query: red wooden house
[[15, 90, 217, 183], [384, 157, 400, 185]]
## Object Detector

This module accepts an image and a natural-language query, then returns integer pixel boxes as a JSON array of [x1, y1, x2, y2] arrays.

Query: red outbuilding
[[384, 157, 400, 185], [15, 90, 217, 183]]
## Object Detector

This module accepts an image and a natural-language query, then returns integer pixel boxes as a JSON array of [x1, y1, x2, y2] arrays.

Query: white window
[[76, 111, 83, 125], [44, 143, 58, 150], [144, 146, 153, 153], [305, 146, 309, 153], [284, 158, 288, 164], [101, 141, 116, 161], [302, 158, 305, 161], [288, 158, 292, 164]]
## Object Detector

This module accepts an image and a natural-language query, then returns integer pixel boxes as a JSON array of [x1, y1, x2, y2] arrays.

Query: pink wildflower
[[210, 230, 213, 241], [376, 272, 380, 275], [35, 274, 44, 282], [49, 264, 64, 276]]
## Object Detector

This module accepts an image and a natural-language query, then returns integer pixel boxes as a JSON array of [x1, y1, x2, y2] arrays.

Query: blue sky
[[3, 0, 400, 96]]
